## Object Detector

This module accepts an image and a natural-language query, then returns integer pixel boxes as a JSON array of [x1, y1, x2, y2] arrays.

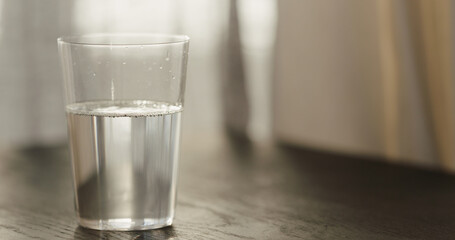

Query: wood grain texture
[[1, 134, 455, 239]]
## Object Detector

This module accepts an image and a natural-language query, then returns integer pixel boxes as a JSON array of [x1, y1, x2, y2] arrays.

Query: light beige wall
[[275, 0, 385, 155], [274, 0, 438, 166]]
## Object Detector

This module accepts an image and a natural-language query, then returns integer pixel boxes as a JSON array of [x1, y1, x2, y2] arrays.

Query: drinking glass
[[58, 34, 189, 231]]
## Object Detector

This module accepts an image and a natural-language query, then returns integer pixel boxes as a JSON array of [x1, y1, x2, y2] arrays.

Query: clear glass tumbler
[[58, 34, 189, 231]]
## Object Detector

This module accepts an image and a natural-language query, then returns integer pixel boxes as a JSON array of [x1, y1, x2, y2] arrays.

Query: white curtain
[[0, 1, 72, 147], [0, 0, 276, 148]]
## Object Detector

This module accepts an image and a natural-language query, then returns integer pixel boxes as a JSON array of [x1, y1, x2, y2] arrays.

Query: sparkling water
[[66, 100, 182, 230]]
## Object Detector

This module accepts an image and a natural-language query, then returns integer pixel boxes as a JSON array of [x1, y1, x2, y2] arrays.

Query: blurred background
[[2, 0, 455, 171]]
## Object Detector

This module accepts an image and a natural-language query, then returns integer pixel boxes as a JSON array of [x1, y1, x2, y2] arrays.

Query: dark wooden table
[[1, 134, 455, 239]]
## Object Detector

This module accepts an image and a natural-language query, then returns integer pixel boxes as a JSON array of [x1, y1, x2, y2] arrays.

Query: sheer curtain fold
[[413, 0, 455, 170], [382, 0, 455, 170]]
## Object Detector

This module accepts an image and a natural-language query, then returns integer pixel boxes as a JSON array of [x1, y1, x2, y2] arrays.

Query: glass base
[[78, 217, 173, 231]]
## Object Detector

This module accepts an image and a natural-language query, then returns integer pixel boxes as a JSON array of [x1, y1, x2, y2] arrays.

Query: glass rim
[[57, 33, 190, 46]]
